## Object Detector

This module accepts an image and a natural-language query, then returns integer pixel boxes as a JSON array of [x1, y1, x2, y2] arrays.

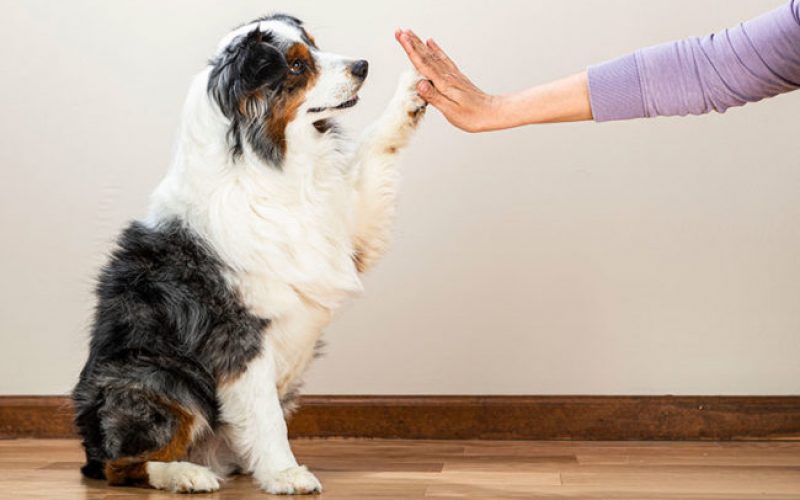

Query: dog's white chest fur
[[220, 149, 364, 319], [216, 147, 366, 393]]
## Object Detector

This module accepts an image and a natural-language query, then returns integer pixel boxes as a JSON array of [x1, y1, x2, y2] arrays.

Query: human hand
[[395, 29, 505, 132]]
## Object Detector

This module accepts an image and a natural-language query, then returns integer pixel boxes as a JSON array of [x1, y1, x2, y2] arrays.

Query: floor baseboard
[[1, 395, 798, 440]]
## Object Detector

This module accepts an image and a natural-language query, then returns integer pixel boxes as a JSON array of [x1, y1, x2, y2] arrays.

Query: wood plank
[[1, 395, 800, 440], [560, 468, 800, 496], [1, 439, 799, 499]]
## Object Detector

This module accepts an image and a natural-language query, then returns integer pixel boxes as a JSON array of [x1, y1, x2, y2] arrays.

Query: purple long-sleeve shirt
[[588, 0, 800, 121]]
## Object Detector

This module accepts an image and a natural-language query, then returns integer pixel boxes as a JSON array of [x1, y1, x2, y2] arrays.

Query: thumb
[[417, 79, 453, 112]]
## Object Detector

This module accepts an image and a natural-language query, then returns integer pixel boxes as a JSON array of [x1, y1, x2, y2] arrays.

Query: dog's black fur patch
[[208, 27, 289, 165], [72, 219, 268, 478]]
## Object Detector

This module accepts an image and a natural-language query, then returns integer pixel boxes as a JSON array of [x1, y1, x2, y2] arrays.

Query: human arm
[[590, 0, 800, 121], [394, 30, 592, 131], [396, 0, 800, 129]]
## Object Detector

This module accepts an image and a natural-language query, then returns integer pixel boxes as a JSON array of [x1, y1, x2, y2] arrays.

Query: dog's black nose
[[350, 60, 369, 80]]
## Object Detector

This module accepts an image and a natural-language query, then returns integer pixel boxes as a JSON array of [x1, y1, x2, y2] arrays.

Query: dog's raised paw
[[259, 465, 322, 495], [396, 70, 428, 123]]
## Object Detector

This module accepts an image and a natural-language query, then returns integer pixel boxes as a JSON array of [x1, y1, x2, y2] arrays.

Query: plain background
[[1, 0, 798, 395]]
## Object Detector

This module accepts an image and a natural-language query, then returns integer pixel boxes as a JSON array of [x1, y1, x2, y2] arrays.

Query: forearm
[[589, 0, 800, 121], [217, 351, 298, 478], [351, 71, 426, 273], [399, 1, 799, 131], [492, 71, 592, 129], [396, 31, 591, 132]]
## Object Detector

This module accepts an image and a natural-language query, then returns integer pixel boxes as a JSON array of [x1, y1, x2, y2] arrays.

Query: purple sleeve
[[587, 0, 800, 121]]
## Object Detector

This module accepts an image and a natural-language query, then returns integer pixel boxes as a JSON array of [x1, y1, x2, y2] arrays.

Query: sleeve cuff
[[587, 53, 647, 122]]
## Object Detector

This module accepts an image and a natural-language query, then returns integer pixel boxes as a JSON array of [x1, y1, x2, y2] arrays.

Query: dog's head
[[207, 14, 367, 166]]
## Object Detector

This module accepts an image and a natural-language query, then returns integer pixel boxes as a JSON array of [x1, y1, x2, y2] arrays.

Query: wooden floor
[[1, 439, 799, 499]]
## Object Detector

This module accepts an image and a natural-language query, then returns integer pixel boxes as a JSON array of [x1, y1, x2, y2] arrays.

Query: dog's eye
[[289, 60, 306, 75]]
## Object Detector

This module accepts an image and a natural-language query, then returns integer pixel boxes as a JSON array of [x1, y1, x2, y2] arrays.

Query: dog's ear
[[237, 28, 288, 92], [208, 27, 293, 167], [208, 28, 287, 117]]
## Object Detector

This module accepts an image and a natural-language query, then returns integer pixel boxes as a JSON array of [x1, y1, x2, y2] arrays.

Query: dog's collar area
[[308, 95, 359, 113]]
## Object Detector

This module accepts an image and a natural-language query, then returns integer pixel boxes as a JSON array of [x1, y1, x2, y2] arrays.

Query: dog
[[72, 14, 425, 494]]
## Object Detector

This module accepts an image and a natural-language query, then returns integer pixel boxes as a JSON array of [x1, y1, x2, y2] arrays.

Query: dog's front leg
[[218, 343, 321, 495], [351, 70, 427, 273]]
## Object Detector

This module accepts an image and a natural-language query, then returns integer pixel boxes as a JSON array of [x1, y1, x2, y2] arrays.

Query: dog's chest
[[225, 197, 359, 386], [228, 183, 363, 320]]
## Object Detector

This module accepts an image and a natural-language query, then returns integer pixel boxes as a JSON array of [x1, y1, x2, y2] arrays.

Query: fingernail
[[418, 80, 432, 93]]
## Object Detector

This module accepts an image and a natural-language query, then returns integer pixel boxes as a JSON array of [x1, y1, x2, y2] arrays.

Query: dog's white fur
[[146, 461, 221, 493], [146, 19, 425, 494]]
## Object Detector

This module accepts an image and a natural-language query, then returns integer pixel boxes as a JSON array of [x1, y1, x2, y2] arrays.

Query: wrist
[[485, 92, 538, 130], [477, 94, 513, 132]]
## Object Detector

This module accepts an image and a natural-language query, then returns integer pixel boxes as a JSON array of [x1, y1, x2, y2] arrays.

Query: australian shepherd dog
[[72, 14, 425, 494]]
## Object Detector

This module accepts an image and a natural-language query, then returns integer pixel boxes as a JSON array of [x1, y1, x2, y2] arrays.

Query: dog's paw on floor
[[147, 461, 221, 493], [259, 465, 322, 495]]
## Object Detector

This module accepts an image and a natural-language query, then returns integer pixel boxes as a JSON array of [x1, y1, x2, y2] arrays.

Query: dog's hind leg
[[99, 389, 219, 493], [350, 70, 427, 272]]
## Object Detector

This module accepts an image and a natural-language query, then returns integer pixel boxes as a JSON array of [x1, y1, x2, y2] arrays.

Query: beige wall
[[1, 0, 798, 396]]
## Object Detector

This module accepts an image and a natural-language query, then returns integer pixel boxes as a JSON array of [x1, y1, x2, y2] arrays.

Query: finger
[[417, 79, 457, 113], [404, 29, 428, 49], [426, 38, 458, 70], [396, 31, 427, 66], [406, 31, 442, 66], [398, 30, 432, 64], [400, 31, 452, 88], [397, 32, 445, 84], [408, 32, 458, 82]]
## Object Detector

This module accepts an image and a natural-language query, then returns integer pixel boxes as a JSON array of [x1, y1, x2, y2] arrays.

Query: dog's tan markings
[[286, 43, 313, 68], [264, 42, 319, 158], [105, 460, 150, 487], [407, 103, 427, 124], [385, 146, 398, 155], [352, 249, 368, 273], [104, 401, 195, 489]]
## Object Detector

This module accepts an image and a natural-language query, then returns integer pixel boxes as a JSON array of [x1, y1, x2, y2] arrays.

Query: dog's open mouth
[[334, 96, 359, 110], [308, 95, 359, 113]]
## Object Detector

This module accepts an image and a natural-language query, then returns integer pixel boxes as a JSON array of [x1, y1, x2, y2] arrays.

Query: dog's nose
[[350, 60, 369, 80]]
